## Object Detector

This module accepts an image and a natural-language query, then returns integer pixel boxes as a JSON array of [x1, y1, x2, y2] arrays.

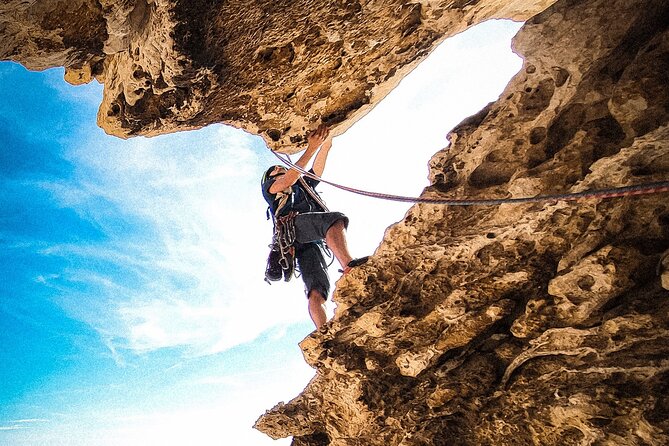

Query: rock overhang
[[1, 0, 557, 151], [4, 0, 669, 445]]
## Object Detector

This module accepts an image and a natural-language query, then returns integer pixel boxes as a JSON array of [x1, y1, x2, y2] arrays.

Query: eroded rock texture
[[1, 0, 555, 147], [4, 0, 669, 444], [255, 0, 669, 444]]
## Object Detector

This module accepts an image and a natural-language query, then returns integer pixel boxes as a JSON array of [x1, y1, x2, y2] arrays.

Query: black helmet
[[261, 165, 285, 184]]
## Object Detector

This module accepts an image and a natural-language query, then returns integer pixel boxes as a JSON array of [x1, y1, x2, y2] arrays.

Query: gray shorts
[[293, 212, 348, 299], [294, 212, 349, 244], [295, 242, 330, 299]]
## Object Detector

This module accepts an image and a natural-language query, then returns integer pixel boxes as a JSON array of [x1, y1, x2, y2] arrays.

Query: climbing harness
[[271, 151, 669, 206], [276, 212, 297, 269], [264, 166, 336, 284]]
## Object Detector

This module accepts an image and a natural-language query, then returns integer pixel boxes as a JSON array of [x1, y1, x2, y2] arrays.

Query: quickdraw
[[275, 212, 297, 272], [264, 211, 298, 283]]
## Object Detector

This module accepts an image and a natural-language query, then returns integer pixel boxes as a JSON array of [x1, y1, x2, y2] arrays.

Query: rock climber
[[261, 124, 368, 329]]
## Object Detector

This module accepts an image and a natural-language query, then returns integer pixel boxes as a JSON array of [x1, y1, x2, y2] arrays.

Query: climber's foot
[[340, 256, 369, 275]]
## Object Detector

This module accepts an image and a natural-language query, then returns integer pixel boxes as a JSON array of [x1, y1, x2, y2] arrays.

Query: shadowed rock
[[0, 0, 556, 149], [3, 0, 669, 445], [254, 0, 669, 444]]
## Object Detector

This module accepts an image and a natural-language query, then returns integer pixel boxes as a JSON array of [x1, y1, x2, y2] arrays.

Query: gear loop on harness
[[263, 210, 298, 283], [275, 211, 297, 272]]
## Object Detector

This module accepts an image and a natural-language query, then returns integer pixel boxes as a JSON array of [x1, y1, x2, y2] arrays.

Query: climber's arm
[[311, 136, 332, 178], [269, 125, 330, 194]]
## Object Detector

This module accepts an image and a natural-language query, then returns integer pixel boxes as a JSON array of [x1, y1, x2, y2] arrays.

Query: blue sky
[[0, 20, 522, 445]]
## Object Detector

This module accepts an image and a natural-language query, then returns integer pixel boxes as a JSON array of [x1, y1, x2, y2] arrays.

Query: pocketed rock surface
[[1, 0, 555, 148], [3, 0, 669, 445], [254, 0, 669, 444]]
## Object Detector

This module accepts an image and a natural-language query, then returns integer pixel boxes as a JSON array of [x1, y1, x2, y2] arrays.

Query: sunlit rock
[[1, 0, 556, 149], [255, 0, 669, 444], [3, 0, 669, 445]]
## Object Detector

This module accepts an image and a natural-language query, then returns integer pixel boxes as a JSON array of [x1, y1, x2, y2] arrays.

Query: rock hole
[[91, 60, 104, 76], [468, 162, 514, 189], [257, 47, 275, 62], [518, 78, 555, 118], [658, 212, 669, 227], [588, 115, 626, 160], [577, 274, 595, 291], [545, 103, 587, 157], [108, 103, 121, 116], [529, 126, 547, 145], [129, 0, 152, 30], [552, 67, 570, 87], [266, 129, 281, 141], [484, 150, 505, 162]]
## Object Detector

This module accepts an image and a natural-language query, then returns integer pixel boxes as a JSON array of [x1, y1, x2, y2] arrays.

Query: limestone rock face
[[1, 0, 556, 148], [0, 0, 106, 70], [4, 0, 669, 445], [255, 0, 669, 444]]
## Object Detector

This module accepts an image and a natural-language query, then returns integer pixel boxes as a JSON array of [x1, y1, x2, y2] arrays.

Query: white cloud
[[11, 419, 50, 424], [40, 122, 312, 360], [35, 274, 60, 284], [0, 419, 49, 431], [8, 353, 313, 446]]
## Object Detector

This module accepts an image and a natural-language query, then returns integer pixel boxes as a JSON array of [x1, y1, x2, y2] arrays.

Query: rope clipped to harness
[[271, 151, 669, 206]]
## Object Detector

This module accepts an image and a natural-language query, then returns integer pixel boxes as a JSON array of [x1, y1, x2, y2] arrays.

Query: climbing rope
[[271, 151, 669, 206]]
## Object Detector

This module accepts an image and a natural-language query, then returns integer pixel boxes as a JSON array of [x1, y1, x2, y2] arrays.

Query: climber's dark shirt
[[261, 169, 326, 217]]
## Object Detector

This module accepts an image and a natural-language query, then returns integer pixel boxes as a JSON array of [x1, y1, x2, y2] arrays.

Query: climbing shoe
[[265, 245, 283, 283], [340, 256, 369, 274]]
